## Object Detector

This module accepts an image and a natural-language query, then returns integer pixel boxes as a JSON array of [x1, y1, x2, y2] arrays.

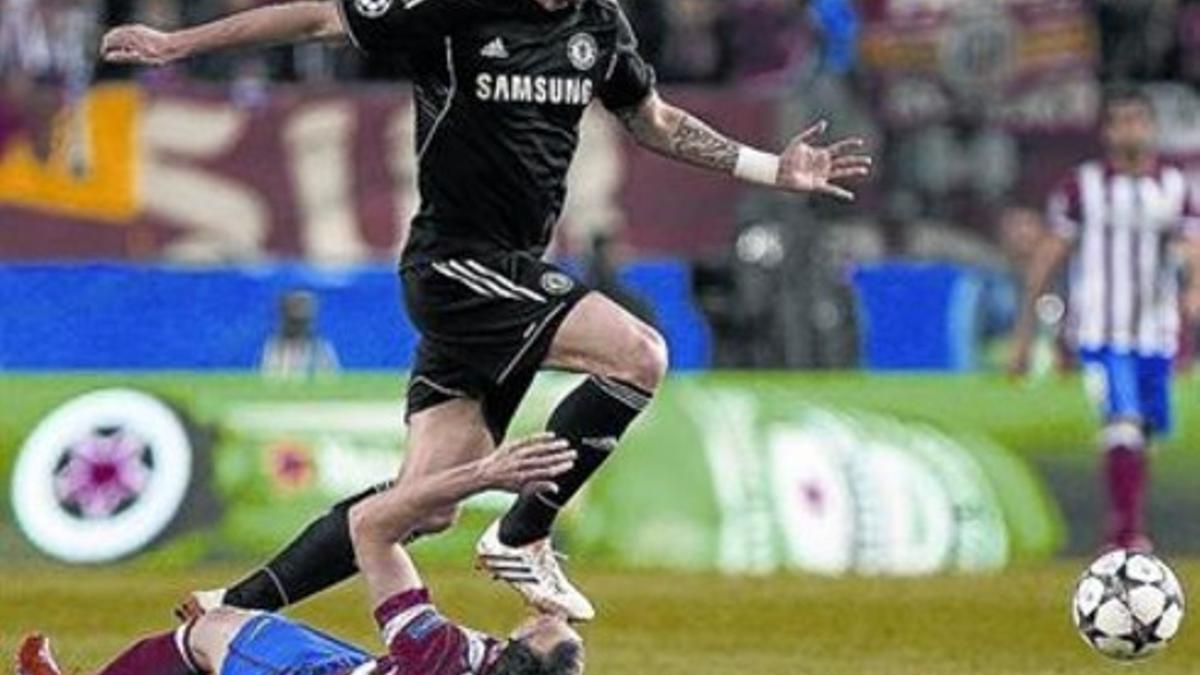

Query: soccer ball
[[1072, 549, 1185, 660]]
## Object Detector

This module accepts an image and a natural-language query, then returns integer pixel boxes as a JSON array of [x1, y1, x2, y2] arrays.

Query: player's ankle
[[497, 512, 550, 548]]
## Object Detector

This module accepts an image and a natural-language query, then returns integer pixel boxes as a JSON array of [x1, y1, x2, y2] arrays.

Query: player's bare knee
[[416, 505, 461, 535], [1103, 420, 1146, 450], [347, 501, 378, 553], [622, 325, 668, 392]]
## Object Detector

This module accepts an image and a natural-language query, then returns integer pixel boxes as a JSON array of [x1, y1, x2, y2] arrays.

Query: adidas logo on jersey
[[480, 37, 509, 60]]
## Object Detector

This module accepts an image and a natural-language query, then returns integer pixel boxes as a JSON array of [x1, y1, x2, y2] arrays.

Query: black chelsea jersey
[[339, 0, 656, 265]]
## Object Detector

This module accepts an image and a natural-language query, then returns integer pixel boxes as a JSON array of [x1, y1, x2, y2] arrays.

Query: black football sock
[[223, 480, 392, 611], [498, 376, 651, 547]]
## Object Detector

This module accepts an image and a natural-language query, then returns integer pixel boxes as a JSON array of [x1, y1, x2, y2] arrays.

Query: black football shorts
[[400, 251, 591, 442]]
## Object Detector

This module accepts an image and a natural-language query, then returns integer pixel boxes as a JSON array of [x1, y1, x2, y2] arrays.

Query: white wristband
[[733, 147, 781, 187]]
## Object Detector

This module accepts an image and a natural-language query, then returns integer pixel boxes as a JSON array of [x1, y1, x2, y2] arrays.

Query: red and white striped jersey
[[1047, 160, 1200, 356]]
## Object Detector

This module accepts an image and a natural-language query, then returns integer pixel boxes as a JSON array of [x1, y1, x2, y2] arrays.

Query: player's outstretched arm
[[1182, 238, 1200, 326], [615, 92, 873, 201], [349, 434, 576, 606], [100, 1, 345, 66]]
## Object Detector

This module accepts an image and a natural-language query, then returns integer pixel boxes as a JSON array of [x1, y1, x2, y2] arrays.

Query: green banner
[[1, 373, 1065, 572], [570, 379, 1062, 574]]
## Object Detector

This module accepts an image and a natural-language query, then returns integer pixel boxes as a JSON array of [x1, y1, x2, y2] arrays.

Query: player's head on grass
[[1102, 83, 1156, 163], [494, 614, 585, 674]]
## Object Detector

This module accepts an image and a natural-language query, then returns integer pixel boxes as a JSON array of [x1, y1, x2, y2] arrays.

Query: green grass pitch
[[3, 561, 1198, 674]]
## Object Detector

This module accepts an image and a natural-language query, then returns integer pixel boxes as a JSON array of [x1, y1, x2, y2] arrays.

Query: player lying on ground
[[1011, 84, 1200, 551], [101, 0, 872, 622], [16, 434, 583, 675]]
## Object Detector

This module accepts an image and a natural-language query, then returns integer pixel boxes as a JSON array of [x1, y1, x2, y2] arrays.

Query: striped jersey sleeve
[[1181, 176, 1200, 240], [1046, 171, 1083, 241], [372, 588, 501, 674]]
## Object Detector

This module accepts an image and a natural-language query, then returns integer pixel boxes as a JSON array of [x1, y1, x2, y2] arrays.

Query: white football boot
[[475, 519, 596, 622]]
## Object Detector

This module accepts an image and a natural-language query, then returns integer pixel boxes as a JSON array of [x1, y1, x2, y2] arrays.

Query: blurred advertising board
[[0, 374, 1063, 573], [0, 262, 710, 370], [0, 84, 773, 262], [859, 0, 1100, 132]]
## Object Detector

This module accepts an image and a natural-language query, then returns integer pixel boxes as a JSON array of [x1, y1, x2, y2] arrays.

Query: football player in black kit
[[102, 0, 872, 623]]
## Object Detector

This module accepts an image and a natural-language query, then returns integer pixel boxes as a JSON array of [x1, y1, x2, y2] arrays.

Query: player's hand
[[1185, 286, 1200, 326], [1008, 334, 1033, 379], [101, 25, 182, 66], [777, 120, 872, 201], [480, 433, 576, 495]]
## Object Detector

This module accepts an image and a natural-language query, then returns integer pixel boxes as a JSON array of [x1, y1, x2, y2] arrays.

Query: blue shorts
[[222, 613, 372, 675], [1080, 348, 1173, 435]]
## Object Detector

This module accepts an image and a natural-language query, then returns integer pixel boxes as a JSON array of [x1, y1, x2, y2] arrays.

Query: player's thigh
[[397, 398, 494, 533], [401, 397, 494, 482], [1082, 350, 1141, 424], [544, 292, 668, 391], [189, 607, 257, 674], [1136, 355, 1173, 435], [202, 610, 370, 675]]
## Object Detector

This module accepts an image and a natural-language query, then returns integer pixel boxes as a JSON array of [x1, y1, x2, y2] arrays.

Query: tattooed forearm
[[668, 115, 739, 173], [616, 92, 870, 199], [617, 105, 660, 148], [617, 94, 742, 174]]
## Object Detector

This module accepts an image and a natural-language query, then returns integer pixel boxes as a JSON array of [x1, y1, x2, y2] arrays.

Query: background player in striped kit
[[1011, 85, 1200, 551]]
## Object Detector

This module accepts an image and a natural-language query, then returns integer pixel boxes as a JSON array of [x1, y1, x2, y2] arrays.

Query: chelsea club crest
[[540, 272, 575, 296], [567, 33, 598, 71], [355, 0, 393, 18]]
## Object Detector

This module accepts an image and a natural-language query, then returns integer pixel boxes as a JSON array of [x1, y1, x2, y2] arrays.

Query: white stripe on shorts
[[462, 259, 547, 303], [410, 376, 468, 399], [431, 261, 494, 297], [497, 303, 568, 383], [444, 260, 519, 300]]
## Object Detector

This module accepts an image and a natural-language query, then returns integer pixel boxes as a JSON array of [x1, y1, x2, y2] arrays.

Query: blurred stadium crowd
[[4, 1, 1197, 89], [0, 0, 853, 85], [3, 0, 1200, 370]]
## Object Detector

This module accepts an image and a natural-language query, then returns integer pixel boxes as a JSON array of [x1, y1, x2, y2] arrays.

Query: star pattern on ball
[[1072, 550, 1185, 661]]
